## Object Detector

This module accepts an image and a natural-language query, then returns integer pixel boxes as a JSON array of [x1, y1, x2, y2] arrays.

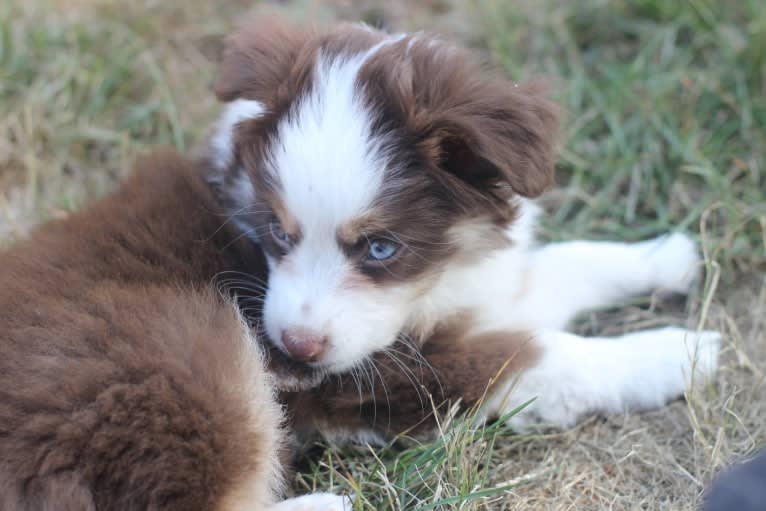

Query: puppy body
[[209, 19, 721, 438]]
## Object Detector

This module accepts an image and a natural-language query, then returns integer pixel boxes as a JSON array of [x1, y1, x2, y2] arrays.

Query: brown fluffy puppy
[[0, 151, 287, 510]]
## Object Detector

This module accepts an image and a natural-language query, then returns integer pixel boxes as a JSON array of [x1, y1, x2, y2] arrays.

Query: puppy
[[207, 17, 721, 439], [0, 17, 720, 511]]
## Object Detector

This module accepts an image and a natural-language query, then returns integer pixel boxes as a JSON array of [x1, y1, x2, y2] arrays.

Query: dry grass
[[1, 0, 764, 509]]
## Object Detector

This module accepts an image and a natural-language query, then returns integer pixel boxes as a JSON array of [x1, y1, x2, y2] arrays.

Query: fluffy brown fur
[[0, 150, 283, 510]]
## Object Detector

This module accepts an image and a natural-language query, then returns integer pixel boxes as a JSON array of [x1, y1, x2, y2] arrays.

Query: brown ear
[[214, 16, 318, 106], [370, 38, 561, 199], [427, 80, 560, 198]]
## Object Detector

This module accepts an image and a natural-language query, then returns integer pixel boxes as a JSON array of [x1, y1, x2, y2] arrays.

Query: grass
[[482, 0, 766, 272], [1, 0, 765, 509], [294, 402, 536, 510]]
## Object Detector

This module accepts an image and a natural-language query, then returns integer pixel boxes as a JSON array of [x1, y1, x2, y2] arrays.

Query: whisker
[[349, 367, 363, 411], [214, 270, 270, 285], [221, 227, 262, 250], [216, 282, 268, 296], [381, 349, 426, 412], [215, 280, 268, 292], [205, 203, 271, 241], [397, 334, 444, 400], [369, 357, 392, 430], [362, 360, 377, 427]]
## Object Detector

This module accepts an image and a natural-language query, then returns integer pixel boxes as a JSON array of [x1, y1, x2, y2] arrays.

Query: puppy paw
[[272, 493, 353, 511], [643, 232, 701, 294], [682, 329, 721, 383], [650, 327, 721, 386]]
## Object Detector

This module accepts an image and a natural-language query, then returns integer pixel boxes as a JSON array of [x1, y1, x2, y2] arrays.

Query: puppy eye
[[366, 238, 399, 261], [270, 221, 293, 249]]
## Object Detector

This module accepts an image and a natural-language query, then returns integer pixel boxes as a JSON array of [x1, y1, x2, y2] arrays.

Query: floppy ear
[[426, 81, 560, 198], [206, 16, 318, 195], [214, 16, 317, 106], [385, 38, 561, 199]]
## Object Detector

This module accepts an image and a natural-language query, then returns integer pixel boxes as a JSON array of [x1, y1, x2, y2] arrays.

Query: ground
[[1, 0, 764, 510]]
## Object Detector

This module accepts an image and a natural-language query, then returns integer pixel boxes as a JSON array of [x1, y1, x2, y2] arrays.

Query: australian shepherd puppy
[[207, 18, 721, 435], [0, 17, 720, 511]]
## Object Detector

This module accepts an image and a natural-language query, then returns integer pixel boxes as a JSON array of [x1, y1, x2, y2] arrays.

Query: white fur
[[481, 328, 721, 431], [503, 230, 701, 331], [262, 37, 421, 373], [410, 208, 702, 334], [267, 51, 388, 232], [409, 205, 720, 430], [272, 493, 352, 511], [210, 98, 266, 172]]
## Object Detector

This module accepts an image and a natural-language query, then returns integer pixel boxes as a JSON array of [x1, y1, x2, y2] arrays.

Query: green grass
[[482, 0, 766, 273], [295, 402, 535, 510], [1, 1, 765, 509]]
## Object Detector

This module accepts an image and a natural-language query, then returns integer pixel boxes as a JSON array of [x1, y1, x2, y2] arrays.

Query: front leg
[[514, 232, 701, 331], [483, 327, 721, 431]]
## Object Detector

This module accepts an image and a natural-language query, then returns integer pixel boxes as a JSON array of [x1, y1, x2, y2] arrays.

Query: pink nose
[[280, 329, 328, 362]]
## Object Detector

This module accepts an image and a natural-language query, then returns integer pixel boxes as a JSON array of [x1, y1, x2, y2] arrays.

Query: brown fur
[[357, 34, 560, 210], [0, 150, 281, 510], [284, 316, 541, 442]]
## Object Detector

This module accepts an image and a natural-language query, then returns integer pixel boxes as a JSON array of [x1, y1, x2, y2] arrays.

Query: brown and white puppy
[[207, 17, 721, 440], [208, 18, 557, 381]]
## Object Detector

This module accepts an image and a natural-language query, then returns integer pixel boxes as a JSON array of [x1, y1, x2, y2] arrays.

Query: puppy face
[[207, 18, 558, 376]]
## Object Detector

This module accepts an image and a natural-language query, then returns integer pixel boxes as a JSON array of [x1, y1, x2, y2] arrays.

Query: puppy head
[[207, 17, 559, 380]]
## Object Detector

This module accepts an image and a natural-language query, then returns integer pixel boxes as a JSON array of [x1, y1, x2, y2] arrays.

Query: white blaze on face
[[262, 42, 414, 373]]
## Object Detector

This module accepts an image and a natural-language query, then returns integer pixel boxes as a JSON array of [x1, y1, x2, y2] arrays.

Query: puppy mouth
[[232, 302, 324, 390], [261, 337, 328, 391]]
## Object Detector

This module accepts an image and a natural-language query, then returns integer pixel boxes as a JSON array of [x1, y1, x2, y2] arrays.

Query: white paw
[[272, 493, 353, 511], [650, 327, 721, 386], [643, 232, 701, 294], [681, 328, 721, 383]]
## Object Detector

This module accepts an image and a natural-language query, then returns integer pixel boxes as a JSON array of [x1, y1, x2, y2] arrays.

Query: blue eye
[[270, 221, 293, 248], [366, 238, 399, 261]]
